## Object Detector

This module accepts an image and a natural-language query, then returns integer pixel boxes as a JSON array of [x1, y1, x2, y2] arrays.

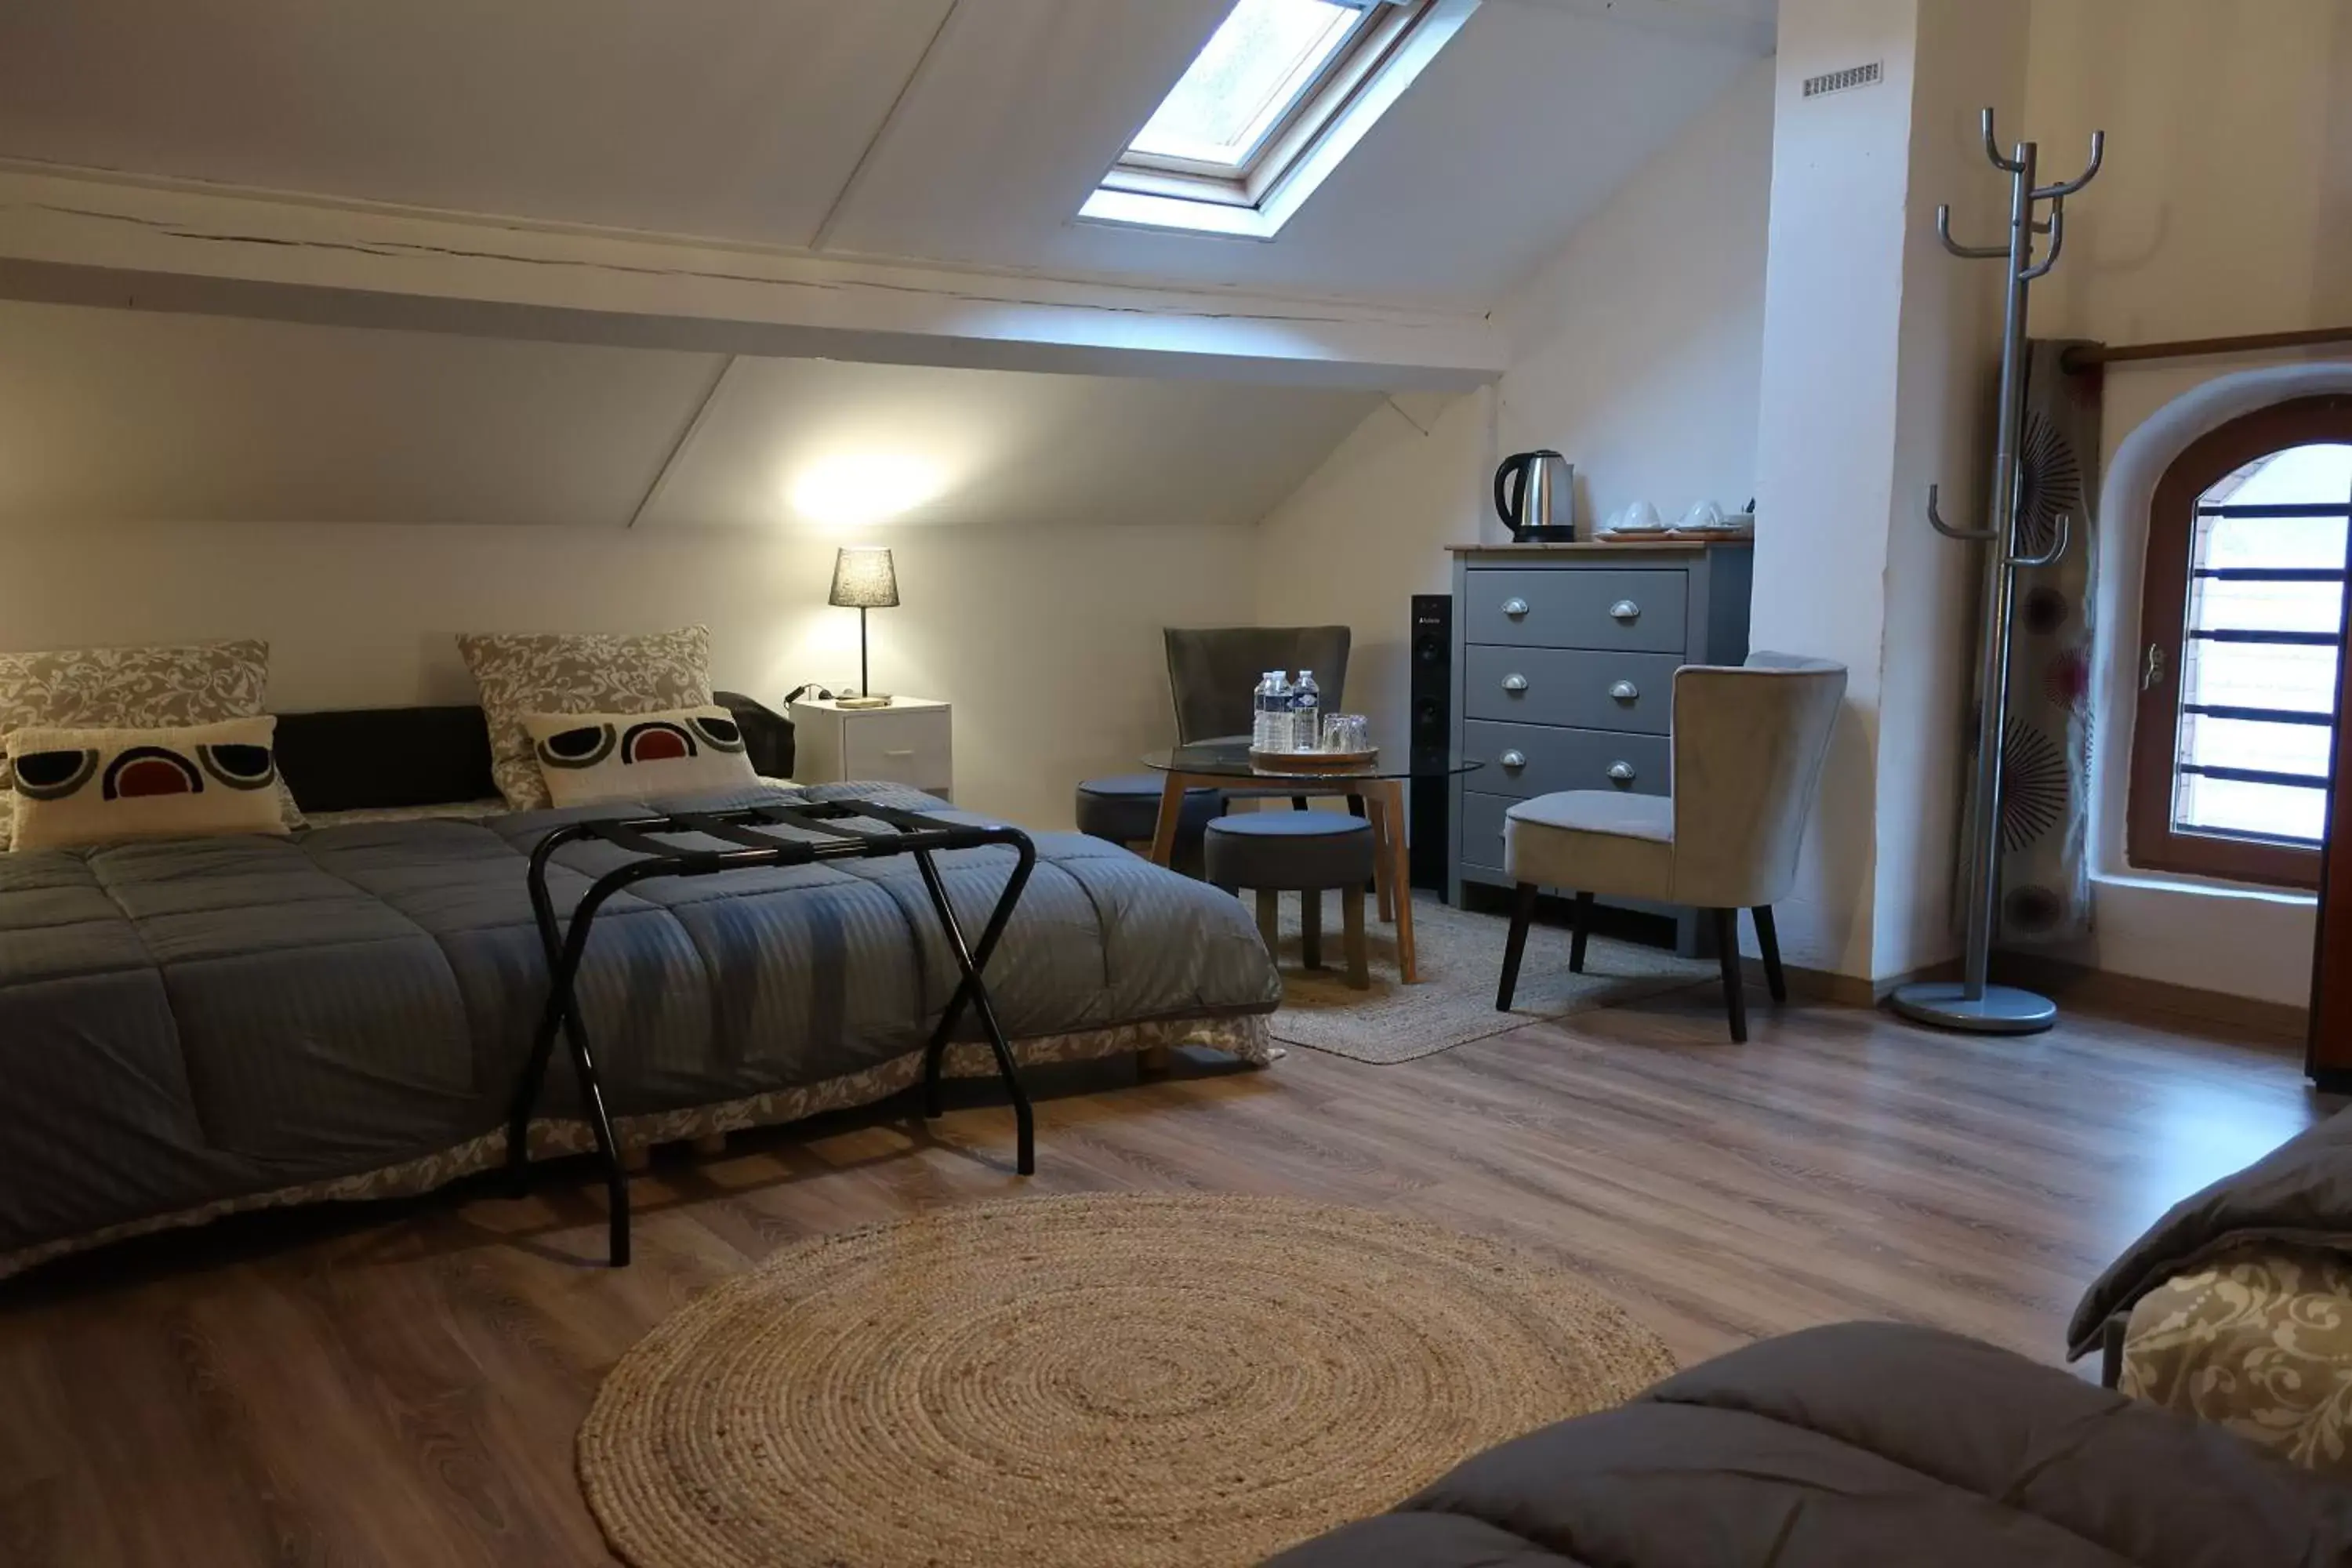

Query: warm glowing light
[[786, 452, 949, 531]]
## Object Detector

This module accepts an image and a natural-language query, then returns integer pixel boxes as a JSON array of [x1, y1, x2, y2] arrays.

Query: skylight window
[[1081, 0, 1477, 239]]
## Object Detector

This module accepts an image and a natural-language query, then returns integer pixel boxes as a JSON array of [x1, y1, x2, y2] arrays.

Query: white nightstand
[[788, 696, 953, 800]]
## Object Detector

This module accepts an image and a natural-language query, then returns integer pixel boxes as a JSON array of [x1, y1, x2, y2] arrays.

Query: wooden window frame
[[2128, 395, 2352, 888]]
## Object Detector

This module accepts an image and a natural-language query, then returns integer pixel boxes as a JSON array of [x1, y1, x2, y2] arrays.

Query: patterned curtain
[[1992, 339, 2103, 945]]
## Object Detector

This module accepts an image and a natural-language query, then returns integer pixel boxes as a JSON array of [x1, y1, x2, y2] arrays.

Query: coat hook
[[1936, 205, 2005, 260], [2034, 130, 2106, 200], [1980, 109, 2027, 173], [2021, 201, 2067, 281], [2009, 514, 2071, 570], [1926, 484, 1997, 542]]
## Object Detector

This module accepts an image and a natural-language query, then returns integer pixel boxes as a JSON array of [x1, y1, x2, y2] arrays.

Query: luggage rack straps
[[506, 796, 1041, 1268]]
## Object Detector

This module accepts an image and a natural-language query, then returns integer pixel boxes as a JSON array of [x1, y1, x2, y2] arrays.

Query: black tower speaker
[[1409, 593, 1451, 894]]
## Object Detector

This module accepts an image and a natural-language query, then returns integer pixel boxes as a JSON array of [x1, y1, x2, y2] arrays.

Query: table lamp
[[829, 546, 898, 706]]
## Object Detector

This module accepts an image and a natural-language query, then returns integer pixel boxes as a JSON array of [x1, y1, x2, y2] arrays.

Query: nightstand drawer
[[841, 708, 950, 788], [1464, 721, 1669, 800], [1463, 568, 1688, 652], [1462, 646, 1681, 732]]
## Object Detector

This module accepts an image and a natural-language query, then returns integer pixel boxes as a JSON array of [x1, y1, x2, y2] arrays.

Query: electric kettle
[[1494, 450, 1575, 542]]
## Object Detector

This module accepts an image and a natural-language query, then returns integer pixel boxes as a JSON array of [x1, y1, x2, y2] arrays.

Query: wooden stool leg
[[1569, 890, 1594, 974], [1301, 888, 1323, 969], [1256, 888, 1281, 959], [1342, 886, 1370, 989]]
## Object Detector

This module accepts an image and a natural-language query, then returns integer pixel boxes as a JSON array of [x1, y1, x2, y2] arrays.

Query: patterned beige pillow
[[0, 638, 303, 848], [457, 626, 714, 810], [9, 717, 289, 851]]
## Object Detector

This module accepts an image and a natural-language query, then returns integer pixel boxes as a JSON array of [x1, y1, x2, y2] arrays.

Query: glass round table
[[1142, 738, 1481, 984]]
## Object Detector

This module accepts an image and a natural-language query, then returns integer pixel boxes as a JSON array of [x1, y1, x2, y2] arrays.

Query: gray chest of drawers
[[1447, 542, 1752, 950]]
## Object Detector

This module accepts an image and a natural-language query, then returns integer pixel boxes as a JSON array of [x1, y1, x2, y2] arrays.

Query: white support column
[[1748, 0, 2027, 985]]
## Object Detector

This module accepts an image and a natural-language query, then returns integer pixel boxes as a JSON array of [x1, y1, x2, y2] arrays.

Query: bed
[[0, 699, 1280, 1277]]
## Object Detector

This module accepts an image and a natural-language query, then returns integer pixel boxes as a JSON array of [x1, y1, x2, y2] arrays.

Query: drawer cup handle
[[1501, 597, 1530, 619], [1610, 599, 1641, 622], [1610, 681, 1639, 702], [1500, 750, 1527, 769], [1608, 762, 1636, 784], [1502, 673, 1529, 693]]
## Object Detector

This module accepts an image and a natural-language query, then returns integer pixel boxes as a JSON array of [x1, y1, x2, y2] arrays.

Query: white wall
[[1252, 59, 1777, 754], [0, 519, 1254, 829], [2021, 0, 2352, 1005]]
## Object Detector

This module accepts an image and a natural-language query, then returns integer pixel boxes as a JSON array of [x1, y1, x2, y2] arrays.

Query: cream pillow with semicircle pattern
[[520, 705, 757, 809], [9, 717, 289, 851]]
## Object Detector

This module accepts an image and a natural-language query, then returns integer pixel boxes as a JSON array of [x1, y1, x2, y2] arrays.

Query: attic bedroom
[[4, 2, 2352, 1564]]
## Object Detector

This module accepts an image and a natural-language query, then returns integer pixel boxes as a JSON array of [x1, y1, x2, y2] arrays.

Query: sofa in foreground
[[1266, 1320, 2352, 1567]]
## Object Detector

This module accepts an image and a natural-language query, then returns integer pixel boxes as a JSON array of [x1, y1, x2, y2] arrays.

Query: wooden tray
[[1249, 747, 1376, 774]]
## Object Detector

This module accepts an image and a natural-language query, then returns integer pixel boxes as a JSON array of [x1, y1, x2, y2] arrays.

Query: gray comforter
[[0, 782, 1279, 1272], [2068, 1105, 2352, 1359], [1269, 1322, 2352, 1567]]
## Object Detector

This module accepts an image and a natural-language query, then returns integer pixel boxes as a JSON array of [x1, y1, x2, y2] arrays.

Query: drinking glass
[[1323, 713, 1369, 753]]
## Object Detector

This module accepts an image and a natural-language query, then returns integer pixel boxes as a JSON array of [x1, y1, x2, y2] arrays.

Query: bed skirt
[[0, 1014, 1272, 1282]]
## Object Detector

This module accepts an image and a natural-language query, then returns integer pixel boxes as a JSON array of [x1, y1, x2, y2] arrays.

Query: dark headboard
[[275, 691, 795, 814]]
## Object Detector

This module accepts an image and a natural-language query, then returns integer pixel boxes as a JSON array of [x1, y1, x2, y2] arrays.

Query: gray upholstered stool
[[1203, 810, 1377, 989], [1075, 774, 1221, 848]]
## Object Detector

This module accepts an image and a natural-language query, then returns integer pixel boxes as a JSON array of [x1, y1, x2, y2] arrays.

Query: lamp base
[[836, 694, 891, 710], [1887, 981, 2057, 1034]]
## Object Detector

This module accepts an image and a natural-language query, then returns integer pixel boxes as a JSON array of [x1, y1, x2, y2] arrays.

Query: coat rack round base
[[1888, 981, 2058, 1035]]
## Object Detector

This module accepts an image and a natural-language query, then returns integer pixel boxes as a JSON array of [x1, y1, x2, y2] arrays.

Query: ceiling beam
[[0, 163, 1502, 391]]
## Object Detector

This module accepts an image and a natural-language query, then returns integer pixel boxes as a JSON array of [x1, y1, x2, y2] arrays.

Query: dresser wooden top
[[1448, 539, 1751, 556]]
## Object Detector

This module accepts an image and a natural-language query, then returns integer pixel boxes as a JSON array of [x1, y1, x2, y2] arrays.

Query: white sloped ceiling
[[0, 0, 1771, 308]]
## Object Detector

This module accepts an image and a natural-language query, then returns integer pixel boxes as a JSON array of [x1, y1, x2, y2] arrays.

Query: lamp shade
[[828, 547, 900, 609]]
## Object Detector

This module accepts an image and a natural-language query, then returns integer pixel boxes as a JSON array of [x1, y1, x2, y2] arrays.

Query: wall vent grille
[[1803, 62, 1882, 97]]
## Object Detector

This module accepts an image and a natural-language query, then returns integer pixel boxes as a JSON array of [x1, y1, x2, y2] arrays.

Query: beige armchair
[[1495, 653, 1848, 1040]]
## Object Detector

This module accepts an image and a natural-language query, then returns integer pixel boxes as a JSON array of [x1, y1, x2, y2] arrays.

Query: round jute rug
[[578, 1192, 1677, 1568]]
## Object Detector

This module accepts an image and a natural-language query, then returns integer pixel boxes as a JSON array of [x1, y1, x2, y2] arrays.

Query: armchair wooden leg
[[1301, 888, 1323, 969], [1497, 881, 1539, 1011], [1256, 889, 1281, 960], [1711, 907, 1748, 1043], [1569, 890, 1594, 974], [1752, 905, 1788, 1002], [1342, 886, 1370, 989]]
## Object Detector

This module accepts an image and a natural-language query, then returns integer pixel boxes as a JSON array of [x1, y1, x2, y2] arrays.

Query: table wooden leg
[[1380, 782, 1418, 984], [1364, 793, 1396, 924], [1147, 771, 1190, 867]]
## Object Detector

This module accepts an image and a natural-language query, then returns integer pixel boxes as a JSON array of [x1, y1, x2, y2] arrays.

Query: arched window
[[2129, 396, 2352, 887]]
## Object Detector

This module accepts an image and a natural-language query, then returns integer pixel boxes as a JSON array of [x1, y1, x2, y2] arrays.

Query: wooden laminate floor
[[0, 982, 2332, 1566]]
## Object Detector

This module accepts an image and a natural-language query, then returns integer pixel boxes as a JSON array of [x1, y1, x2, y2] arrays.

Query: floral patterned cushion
[[456, 626, 713, 810], [0, 638, 301, 849], [2124, 1243, 2352, 1479]]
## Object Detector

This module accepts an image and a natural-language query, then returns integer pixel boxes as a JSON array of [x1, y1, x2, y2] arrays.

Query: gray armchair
[[1163, 626, 1351, 743], [1495, 653, 1847, 1041]]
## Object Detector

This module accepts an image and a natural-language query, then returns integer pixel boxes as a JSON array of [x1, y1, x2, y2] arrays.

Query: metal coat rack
[[1890, 109, 2105, 1036]]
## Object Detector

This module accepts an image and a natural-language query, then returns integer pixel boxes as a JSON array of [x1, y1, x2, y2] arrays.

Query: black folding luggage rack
[[506, 798, 1039, 1265]]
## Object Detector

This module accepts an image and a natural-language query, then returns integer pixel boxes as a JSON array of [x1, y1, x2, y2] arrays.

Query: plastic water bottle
[[1252, 671, 1281, 751], [1263, 670, 1294, 750], [1291, 670, 1321, 752]]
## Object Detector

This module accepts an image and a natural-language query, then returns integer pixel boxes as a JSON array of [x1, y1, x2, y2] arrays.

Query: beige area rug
[[1268, 891, 1715, 1063], [578, 1193, 1677, 1568]]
